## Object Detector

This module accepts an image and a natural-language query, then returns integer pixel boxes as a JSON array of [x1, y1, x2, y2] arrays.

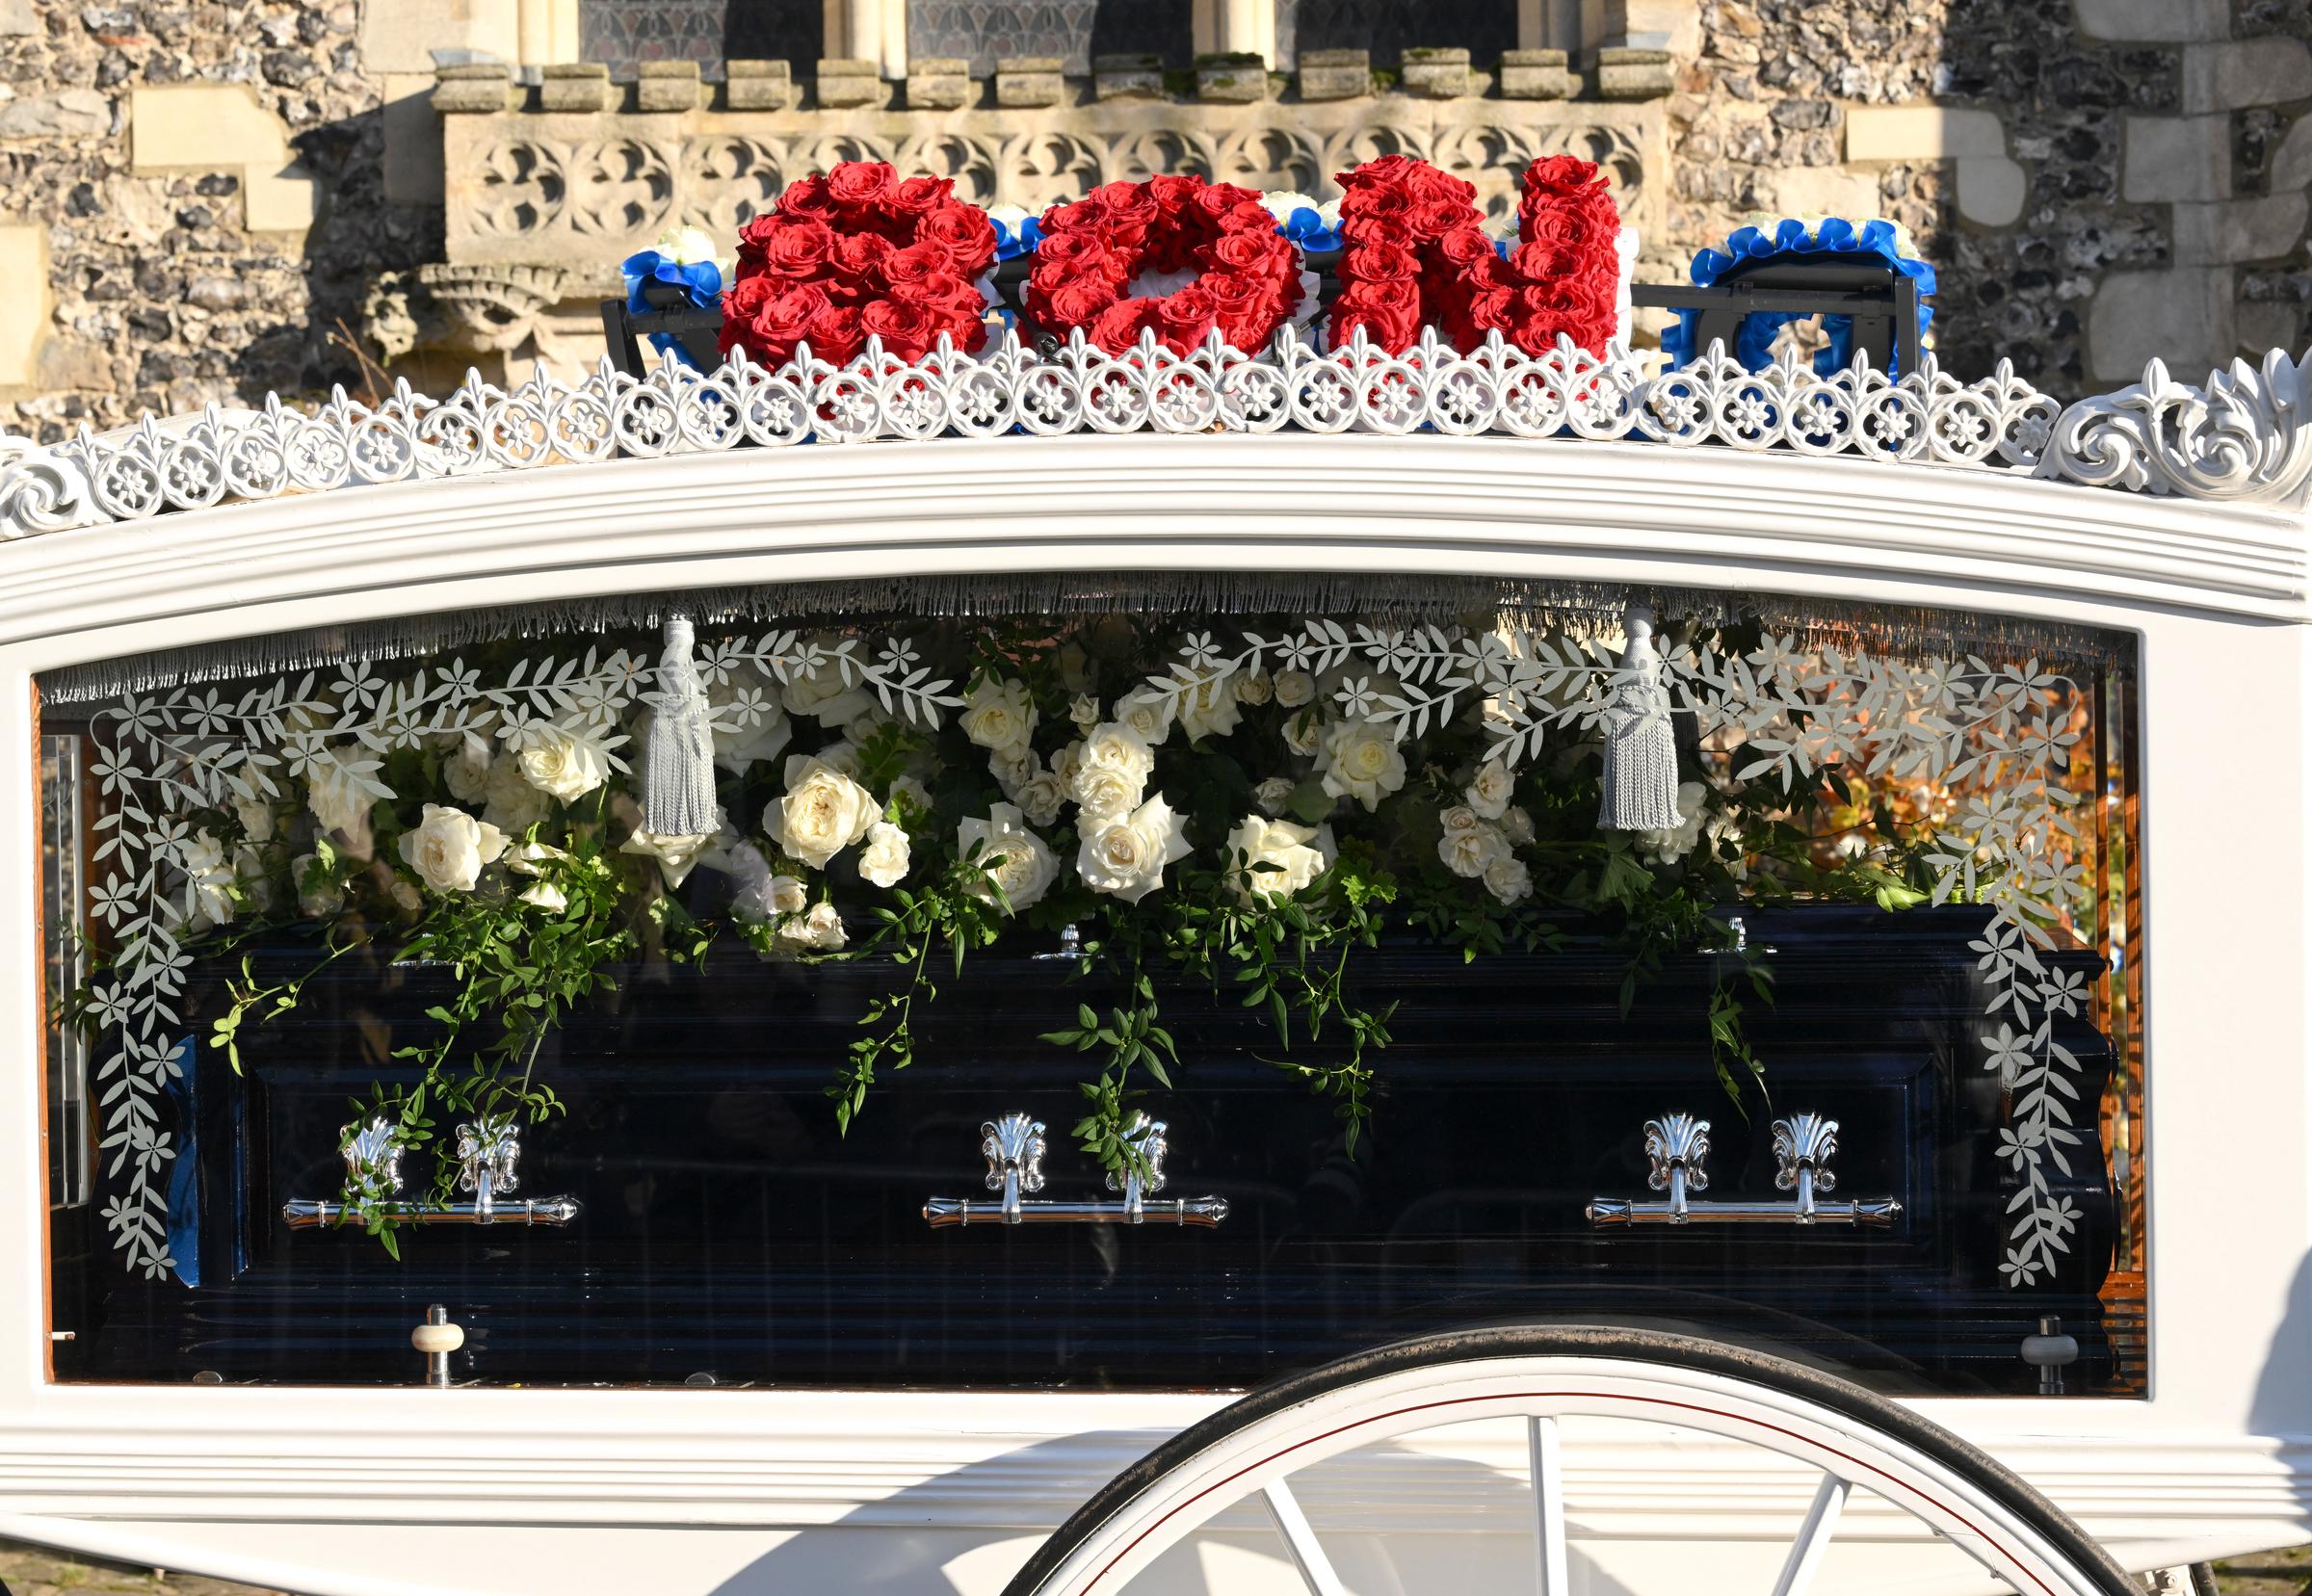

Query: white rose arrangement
[[210, 605, 1826, 1260]]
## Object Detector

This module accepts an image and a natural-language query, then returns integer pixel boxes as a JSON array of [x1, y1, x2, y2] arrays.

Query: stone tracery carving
[[684, 135, 785, 233], [568, 138, 677, 237], [473, 139, 569, 237]]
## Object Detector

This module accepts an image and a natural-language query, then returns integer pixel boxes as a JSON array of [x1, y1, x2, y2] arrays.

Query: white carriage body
[[1, 337, 2307, 1595]]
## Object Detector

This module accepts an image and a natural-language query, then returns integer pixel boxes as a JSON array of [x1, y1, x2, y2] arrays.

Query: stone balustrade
[[432, 56, 1669, 307]]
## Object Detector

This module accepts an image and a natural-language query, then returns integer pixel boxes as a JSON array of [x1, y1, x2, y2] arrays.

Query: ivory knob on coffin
[[411, 1321, 465, 1355]]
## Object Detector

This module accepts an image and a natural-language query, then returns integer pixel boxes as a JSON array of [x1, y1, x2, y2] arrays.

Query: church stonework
[[0, 0, 2305, 440]]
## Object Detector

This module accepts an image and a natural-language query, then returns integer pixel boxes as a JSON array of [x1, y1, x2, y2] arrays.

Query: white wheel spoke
[[1768, 1473, 1852, 1596], [1261, 1478, 1351, 1596], [1529, 1415, 1568, 1596]]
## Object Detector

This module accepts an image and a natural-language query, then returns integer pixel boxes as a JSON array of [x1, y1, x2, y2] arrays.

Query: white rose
[[1076, 795, 1192, 904], [958, 802, 1059, 912], [442, 734, 492, 803], [482, 755, 551, 834], [808, 740, 864, 779], [397, 803, 509, 894], [1049, 740, 1087, 789], [518, 880, 568, 911], [1501, 804, 1536, 846], [656, 222, 720, 267], [1069, 693, 1101, 729], [888, 773, 933, 814], [1281, 710, 1326, 758], [1440, 803, 1484, 835], [1253, 775, 1297, 816], [517, 725, 612, 804], [768, 755, 879, 869], [1175, 672, 1244, 742], [390, 879, 422, 915], [783, 649, 875, 727], [1484, 854, 1533, 905], [767, 873, 809, 916], [1080, 721, 1156, 784], [1319, 720, 1407, 812], [1439, 819, 1508, 879], [1225, 814, 1333, 903], [306, 758, 374, 845], [179, 830, 237, 927], [775, 900, 848, 953], [858, 820, 911, 888], [1114, 688, 1176, 745], [1236, 671, 1274, 706], [292, 852, 342, 919], [620, 821, 719, 887], [1015, 769, 1068, 827], [1274, 669, 1315, 708], [985, 744, 1034, 795], [232, 795, 276, 842], [1640, 780, 1710, 864], [505, 840, 568, 876], [959, 676, 1038, 755], [1465, 760, 1515, 820], [1070, 761, 1143, 821]]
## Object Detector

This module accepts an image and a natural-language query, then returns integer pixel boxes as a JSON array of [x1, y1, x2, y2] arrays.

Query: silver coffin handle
[[281, 1116, 581, 1231], [924, 1112, 1229, 1230], [1585, 1112, 1901, 1229]]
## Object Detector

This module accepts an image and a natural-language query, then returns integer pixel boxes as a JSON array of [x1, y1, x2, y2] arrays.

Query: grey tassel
[[641, 614, 721, 837], [1597, 602, 1685, 832]]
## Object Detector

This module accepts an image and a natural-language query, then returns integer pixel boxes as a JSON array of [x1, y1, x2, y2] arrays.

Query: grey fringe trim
[[35, 572, 2135, 704]]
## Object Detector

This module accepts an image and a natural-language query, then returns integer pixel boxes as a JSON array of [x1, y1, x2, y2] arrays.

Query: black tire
[[1003, 1324, 2141, 1596]]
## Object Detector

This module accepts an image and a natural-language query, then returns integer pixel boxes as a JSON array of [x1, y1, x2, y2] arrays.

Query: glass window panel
[[35, 578, 2144, 1396]]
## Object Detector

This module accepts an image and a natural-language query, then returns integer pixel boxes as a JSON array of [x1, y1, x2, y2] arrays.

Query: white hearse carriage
[[0, 161, 2306, 1596]]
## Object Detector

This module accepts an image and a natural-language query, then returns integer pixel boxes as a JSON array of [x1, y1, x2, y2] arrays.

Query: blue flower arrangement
[[620, 225, 725, 367], [1661, 217, 1934, 377], [988, 207, 1044, 262], [1271, 200, 1344, 254]]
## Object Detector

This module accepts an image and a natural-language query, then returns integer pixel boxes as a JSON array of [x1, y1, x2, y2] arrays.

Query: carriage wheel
[[1003, 1326, 2138, 1596]]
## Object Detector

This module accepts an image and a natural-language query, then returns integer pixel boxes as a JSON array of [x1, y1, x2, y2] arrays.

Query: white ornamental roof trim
[[4, 328, 2311, 541]]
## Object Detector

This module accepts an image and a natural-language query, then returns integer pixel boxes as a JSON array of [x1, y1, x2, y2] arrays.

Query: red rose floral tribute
[[720, 161, 998, 368], [1330, 153, 1624, 357], [1026, 174, 1305, 355]]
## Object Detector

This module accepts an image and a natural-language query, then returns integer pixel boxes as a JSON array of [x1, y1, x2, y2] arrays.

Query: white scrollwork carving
[[2037, 346, 2312, 505], [13, 332, 2311, 548], [0, 432, 95, 537]]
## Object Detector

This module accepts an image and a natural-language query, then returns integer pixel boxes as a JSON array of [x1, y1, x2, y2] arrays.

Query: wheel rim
[[1029, 1354, 2117, 1596]]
